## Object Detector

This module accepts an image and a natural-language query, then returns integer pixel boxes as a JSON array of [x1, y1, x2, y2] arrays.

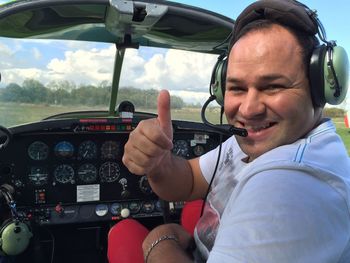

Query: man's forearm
[[145, 236, 194, 263]]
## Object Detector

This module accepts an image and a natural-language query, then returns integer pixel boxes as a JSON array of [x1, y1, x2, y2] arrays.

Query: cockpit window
[[0, 38, 219, 127]]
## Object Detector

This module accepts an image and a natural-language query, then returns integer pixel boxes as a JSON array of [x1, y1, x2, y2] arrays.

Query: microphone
[[201, 95, 248, 137]]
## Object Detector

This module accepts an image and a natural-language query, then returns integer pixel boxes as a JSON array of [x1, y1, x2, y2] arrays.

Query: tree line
[[0, 79, 187, 109], [0, 78, 346, 116]]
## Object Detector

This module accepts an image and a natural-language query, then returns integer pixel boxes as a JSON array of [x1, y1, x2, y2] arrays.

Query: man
[[108, 0, 350, 262]]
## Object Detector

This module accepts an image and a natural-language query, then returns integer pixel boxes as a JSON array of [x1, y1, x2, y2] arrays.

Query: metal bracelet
[[144, 234, 179, 263]]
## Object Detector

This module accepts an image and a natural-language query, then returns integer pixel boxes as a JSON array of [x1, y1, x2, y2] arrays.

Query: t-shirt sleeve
[[207, 169, 350, 263]]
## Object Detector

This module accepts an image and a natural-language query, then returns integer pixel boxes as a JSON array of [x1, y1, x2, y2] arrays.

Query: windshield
[[0, 37, 221, 127]]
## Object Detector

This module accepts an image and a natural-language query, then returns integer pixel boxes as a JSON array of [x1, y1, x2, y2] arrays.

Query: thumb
[[157, 89, 173, 140]]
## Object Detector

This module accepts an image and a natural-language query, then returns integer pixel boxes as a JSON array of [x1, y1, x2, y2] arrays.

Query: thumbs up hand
[[157, 89, 173, 142], [122, 90, 173, 175]]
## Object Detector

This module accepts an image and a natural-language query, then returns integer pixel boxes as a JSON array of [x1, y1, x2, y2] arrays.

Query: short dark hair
[[229, 19, 319, 76]]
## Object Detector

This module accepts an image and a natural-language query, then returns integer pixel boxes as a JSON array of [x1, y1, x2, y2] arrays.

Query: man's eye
[[265, 84, 285, 91], [227, 86, 245, 93]]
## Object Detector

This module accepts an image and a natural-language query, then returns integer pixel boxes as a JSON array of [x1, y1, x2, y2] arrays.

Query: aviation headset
[[0, 184, 32, 256], [210, 0, 349, 108]]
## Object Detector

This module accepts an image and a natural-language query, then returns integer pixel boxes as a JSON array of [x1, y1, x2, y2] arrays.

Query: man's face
[[225, 24, 320, 161]]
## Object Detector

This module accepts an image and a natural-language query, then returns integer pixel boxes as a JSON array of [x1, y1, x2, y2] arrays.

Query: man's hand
[[122, 90, 173, 175]]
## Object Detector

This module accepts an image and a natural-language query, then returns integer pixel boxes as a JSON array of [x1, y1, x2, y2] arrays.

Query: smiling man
[[108, 0, 350, 262], [225, 23, 322, 162]]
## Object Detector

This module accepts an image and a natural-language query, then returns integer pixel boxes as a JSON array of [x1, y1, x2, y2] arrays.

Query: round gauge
[[110, 203, 122, 216], [193, 145, 205, 157], [101, 141, 121, 159], [28, 166, 49, 186], [172, 139, 190, 157], [54, 164, 75, 184], [155, 200, 163, 212], [142, 201, 155, 213], [95, 204, 108, 217], [54, 141, 74, 158], [78, 141, 97, 160], [28, 141, 49, 161], [99, 162, 120, 183], [77, 163, 97, 183], [129, 201, 141, 214], [139, 176, 153, 195]]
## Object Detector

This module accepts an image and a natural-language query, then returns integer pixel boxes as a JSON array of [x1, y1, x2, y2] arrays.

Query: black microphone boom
[[201, 95, 247, 137]]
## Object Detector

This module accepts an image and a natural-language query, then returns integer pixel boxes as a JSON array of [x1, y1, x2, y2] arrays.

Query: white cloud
[[32, 47, 42, 60], [0, 42, 12, 55], [2, 68, 44, 84], [0, 42, 16, 68], [130, 49, 216, 93], [46, 45, 115, 84]]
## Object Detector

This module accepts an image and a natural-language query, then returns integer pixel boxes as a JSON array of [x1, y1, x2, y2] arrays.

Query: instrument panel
[[0, 117, 223, 226], [25, 137, 127, 188]]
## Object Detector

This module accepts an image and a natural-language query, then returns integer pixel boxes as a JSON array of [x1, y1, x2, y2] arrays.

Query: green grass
[[333, 117, 350, 155], [1, 103, 349, 154], [0, 103, 102, 127]]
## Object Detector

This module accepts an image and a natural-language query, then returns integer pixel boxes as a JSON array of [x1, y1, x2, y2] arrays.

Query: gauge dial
[[193, 145, 205, 157], [101, 141, 121, 159], [129, 201, 141, 214], [155, 200, 163, 212], [99, 162, 120, 183], [54, 141, 74, 158], [77, 163, 97, 183], [172, 139, 190, 157], [95, 204, 108, 217], [78, 141, 97, 160], [54, 164, 75, 184], [28, 166, 49, 186], [142, 201, 155, 213], [28, 141, 49, 161], [110, 203, 122, 216]]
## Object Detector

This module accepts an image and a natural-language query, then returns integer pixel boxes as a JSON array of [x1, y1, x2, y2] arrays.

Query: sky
[[0, 0, 349, 107], [176, 0, 350, 50]]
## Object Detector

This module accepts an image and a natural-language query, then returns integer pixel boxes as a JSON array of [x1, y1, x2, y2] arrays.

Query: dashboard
[[0, 114, 224, 227]]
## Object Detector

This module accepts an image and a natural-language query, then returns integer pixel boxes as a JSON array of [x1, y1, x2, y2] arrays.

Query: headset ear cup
[[323, 46, 349, 105], [309, 45, 327, 107], [211, 57, 227, 106], [0, 219, 32, 256], [310, 45, 349, 107]]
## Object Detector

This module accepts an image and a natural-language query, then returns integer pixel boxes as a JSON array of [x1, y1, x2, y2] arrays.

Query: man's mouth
[[242, 122, 276, 132]]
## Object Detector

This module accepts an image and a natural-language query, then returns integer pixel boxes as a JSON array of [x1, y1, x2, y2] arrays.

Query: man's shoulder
[[257, 119, 345, 165]]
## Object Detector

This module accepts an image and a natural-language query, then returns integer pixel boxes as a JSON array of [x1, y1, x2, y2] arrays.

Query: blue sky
[[173, 0, 350, 53]]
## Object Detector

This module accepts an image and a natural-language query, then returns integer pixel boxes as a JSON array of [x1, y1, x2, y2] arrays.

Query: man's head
[[225, 22, 322, 161], [230, 19, 319, 89], [211, 0, 348, 109], [212, 0, 349, 161]]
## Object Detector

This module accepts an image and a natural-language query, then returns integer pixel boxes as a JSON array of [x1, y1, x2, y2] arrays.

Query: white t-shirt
[[196, 119, 350, 262]]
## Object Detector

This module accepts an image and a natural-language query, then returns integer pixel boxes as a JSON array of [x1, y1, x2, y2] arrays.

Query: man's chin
[[238, 141, 277, 161]]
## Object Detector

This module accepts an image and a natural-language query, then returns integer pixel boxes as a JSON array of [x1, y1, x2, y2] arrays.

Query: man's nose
[[238, 89, 266, 118]]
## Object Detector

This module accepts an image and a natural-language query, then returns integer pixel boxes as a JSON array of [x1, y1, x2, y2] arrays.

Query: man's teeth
[[245, 124, 271, 132]]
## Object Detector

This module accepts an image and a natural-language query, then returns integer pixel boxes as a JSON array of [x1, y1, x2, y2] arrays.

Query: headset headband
[[230, 0, 319, 46]]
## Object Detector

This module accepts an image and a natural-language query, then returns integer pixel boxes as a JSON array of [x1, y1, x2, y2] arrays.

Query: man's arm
[[122, 90, 208, 201]]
